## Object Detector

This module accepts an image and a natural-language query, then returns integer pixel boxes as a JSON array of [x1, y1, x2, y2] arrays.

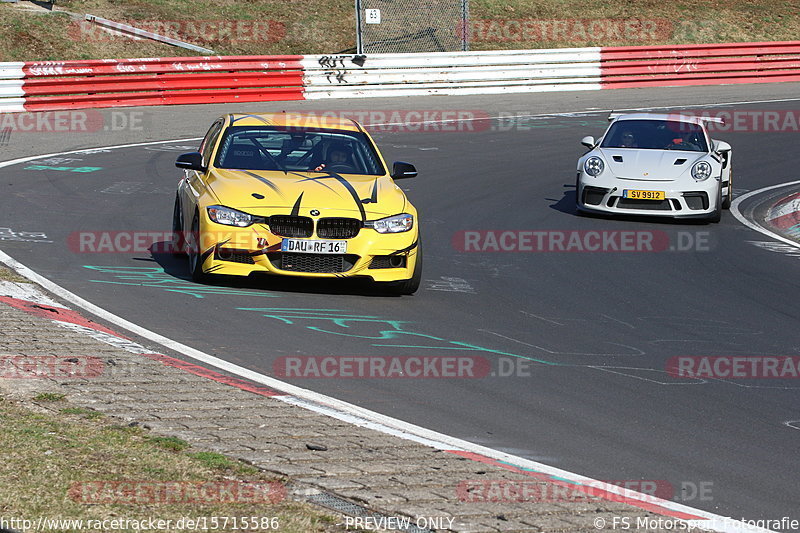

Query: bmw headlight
[[367, 214, 414, 233], [584, 156, 605, 177], [207, 205, 254, 227], [691, 161, 712, 181]]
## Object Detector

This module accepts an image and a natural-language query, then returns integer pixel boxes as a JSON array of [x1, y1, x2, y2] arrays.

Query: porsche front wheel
[[721, 168, 733, 210]]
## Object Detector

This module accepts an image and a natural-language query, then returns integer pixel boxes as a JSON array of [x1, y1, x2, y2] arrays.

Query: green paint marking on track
[[24, 165, 103, 173], [372, 344, 558, 365], [239, 307, 560, 366]]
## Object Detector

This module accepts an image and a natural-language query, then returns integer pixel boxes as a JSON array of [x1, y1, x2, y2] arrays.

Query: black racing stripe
[[289, 171, 367, 213], [362, 179, 378, 204], [290, 192, 304, 216], [291, 172, 341, 195], [206, 265, 225, 273], [327, 172, 366, 222], [239, 170, 285, 199], [200, 245, 216, 263], [231, 114, 274, 125], [389, 239, 419, 256]]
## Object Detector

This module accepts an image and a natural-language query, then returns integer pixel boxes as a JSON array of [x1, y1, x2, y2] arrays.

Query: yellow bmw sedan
[[172, 113, 421, 294]]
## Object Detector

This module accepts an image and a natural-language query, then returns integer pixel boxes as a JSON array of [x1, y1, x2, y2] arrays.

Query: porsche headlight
[[584, 156, 605, 177], [691, 161, 712, 181], [207, 205, 254, 227], [367, 214, 414, 233]]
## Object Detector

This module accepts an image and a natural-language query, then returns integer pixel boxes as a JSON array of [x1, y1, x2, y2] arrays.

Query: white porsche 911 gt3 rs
[[576, 113, 732, 222]]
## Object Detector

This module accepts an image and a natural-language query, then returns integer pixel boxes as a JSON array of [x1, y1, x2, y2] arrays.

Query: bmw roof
[[226, 112, 363, 131]]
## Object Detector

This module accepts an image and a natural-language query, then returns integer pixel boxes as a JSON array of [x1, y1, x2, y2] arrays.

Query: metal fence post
[[355, 0, 364, 55], [462, 0, 469, 51]]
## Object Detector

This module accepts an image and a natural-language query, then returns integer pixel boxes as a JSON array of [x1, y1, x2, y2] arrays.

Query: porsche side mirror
[[175, 152, 206, 171], [391, 161, 417, 179], [581, 136, 596, 149], [713, 140, 731, 154]]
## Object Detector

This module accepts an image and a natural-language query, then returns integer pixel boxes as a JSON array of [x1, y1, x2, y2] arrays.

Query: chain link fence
[[355, 0, 468, 53]]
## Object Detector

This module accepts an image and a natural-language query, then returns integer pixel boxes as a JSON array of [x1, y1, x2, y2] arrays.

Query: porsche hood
[[597, 149, 706, 181], [205, 169, 407, 218]]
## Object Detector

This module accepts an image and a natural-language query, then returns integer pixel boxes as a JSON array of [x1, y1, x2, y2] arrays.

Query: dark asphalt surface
[[2, 91, 800, 528]]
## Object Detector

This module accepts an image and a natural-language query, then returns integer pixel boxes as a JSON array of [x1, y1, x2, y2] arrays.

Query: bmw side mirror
[[176, 152, 206, 171], [581, 136, 596, 149], [391, 161, 417, 179]]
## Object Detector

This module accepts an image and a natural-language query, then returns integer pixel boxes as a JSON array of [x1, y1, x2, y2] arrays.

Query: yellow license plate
[[623, 189, 665, 200]]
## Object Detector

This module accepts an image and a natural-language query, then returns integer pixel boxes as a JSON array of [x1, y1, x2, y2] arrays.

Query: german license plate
[[281, 238, 347, 254], [623, 189, 665, 200]]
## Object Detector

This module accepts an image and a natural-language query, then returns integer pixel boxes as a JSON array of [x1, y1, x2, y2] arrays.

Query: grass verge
[[0, 395, 340, 532], [1, 0, 800, 60], [0, 265, 30, 283]]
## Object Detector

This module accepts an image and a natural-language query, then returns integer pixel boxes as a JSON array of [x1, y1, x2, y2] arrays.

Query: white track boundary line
[[0, 136, 778, 533], [731, 180, 800, 250]]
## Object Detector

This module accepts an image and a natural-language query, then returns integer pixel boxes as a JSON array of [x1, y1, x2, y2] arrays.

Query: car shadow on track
[[549, 184, 715, 226], [147, 244, 406, 298]]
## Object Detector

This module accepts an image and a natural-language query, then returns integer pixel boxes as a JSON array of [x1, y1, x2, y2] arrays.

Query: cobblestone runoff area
[[0, 281, 690, 533]]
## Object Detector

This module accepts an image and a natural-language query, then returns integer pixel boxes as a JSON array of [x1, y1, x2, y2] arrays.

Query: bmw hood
[[597, 149, 706, 181], [205, 169, 407, 218]]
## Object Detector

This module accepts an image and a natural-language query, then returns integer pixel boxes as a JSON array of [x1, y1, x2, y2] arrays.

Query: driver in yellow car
[[314, 143, 352, 172]]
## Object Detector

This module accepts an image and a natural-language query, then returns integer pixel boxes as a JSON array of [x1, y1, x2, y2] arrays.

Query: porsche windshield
[[600, 120, 708, 152], [214, 126, 386, 175]]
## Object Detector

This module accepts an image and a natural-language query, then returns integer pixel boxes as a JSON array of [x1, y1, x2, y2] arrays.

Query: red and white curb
[[766, 191, 800, 238], [731, 180, 800, 253], [0, 257, 772, 532]]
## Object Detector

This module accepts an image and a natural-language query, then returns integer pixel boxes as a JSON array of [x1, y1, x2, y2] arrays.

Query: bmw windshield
[[214, 126, 386, 175]]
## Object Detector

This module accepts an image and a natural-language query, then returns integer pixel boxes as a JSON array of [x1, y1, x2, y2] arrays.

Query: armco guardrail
[[301, 48, 602, 98], [2, 41, 800, 112], [601, 41, 800, 88], [0, 56, 305, 113]]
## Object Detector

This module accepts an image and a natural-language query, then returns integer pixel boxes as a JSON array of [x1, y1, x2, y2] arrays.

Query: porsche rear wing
[[607, 112, 725, 125], [694, 116, 725, 125]]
